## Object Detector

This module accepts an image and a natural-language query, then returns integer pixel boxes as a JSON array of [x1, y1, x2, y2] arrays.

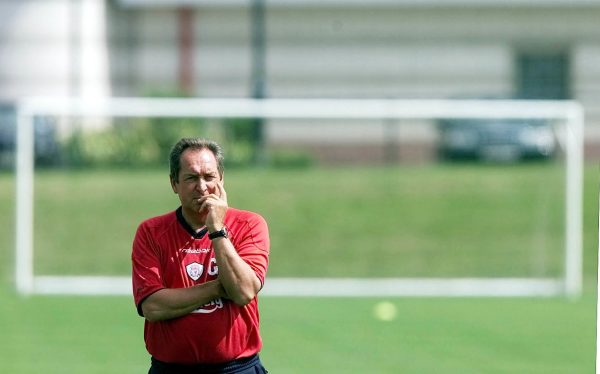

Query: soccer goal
[[14, 97, 584, 298]]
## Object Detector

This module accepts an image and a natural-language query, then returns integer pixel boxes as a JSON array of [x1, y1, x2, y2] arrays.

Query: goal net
[[14, 97, 584, 298]]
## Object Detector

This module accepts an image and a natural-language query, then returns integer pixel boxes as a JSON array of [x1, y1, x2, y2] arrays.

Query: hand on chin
[[197, 211, 208, 225]]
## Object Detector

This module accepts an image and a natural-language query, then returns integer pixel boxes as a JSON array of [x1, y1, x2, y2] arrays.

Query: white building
[[2, 0, 600, 162]]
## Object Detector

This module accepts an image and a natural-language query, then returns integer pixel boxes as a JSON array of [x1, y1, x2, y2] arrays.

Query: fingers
[[196, 183, 227, 227], [197, 192, 227, 232], [197, 196, 215, 214], [196, 191, 227, 215], [197, 198, 209, 215], [196, 194, 220, 206], [216, 182, 227, 203]]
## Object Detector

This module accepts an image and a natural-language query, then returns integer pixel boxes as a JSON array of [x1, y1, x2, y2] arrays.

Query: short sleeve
[[233, 214, 270, 287], [131, 223, 165, 316]]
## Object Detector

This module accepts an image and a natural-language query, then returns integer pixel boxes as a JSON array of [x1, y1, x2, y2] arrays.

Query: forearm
[[141, 279, 225, 322], [212, 237, 261, 306]]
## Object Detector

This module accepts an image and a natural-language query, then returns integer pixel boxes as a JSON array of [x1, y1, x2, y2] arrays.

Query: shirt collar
[[175, 206, 208, 239]]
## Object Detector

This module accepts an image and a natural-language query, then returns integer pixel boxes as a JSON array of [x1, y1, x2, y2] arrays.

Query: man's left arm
[[211, 235, 263, 306], [198, 182, 268, 306]]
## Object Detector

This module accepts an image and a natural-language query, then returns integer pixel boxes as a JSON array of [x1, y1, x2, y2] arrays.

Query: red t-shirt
[[131, 207, 269, 364]]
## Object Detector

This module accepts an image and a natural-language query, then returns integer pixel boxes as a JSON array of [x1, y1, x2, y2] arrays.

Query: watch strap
[[208, 227, 228, 240]]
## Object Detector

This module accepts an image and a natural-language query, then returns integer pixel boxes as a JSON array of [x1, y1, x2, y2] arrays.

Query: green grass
[[2, 163, 571, 277], [0, 289, 595, 373], [0, 163, 597, 373], [260, 295, 596, 373], [0, 289, 147, 373]]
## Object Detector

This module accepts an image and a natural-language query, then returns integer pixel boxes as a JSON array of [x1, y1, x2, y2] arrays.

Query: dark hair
[[169, 138, 224, 183]]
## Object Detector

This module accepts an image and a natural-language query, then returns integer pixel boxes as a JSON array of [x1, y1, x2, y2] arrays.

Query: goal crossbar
[[15, 97, 584, 297]]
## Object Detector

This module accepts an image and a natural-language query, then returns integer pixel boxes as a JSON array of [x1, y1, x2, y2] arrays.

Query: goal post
[[15, 97, 584, 298]]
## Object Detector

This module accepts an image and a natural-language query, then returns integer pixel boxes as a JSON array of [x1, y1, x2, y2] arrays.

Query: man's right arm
[[141, 279, 226, 322]]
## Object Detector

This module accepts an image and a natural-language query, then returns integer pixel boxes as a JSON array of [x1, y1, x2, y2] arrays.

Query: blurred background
[[0, 0, 598, 373], [2, 0, 600, 166]]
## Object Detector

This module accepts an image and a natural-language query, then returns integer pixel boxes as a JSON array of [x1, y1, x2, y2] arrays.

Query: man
[[132, 138, 270, 373]]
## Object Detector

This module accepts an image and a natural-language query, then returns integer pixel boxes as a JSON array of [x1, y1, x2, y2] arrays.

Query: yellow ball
[[373, 301, 397, 321]]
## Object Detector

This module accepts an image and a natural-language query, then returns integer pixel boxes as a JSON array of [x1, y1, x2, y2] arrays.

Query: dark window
[[517, 52, 570, 100]]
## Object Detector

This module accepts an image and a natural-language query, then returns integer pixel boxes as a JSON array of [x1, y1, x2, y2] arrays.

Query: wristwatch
[[208, 227, 228, 240]]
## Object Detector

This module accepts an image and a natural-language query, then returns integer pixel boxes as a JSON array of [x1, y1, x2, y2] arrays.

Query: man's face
[[171, 148, 222, 222]]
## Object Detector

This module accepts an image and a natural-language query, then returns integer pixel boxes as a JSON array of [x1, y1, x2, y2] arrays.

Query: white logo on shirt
[[192, 298, 224, 314], [181, 248, 211, 254], [186, 262, 204, 281]]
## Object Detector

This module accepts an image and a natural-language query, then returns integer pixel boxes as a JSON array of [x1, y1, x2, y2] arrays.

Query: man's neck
[[181, 208, 206, 232]]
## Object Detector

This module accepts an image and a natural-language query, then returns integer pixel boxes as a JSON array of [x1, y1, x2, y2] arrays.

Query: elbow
[[221, 275, 261, 306], [141, 302, 167, 322], [144, 311, 163, 323], [231, 297, 253, 307], [142, 309, 161, 322], [230, 289, 256, 306]]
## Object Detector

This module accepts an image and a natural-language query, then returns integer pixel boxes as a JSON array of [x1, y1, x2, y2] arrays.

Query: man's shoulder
[[227, 207, 264, 221], [226, 208, 269, 247], [138, 210, 178, 233], [226, 207, 267, 227]]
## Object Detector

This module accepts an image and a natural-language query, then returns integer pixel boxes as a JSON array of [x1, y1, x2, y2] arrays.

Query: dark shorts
[[149, 354, 268, 374]]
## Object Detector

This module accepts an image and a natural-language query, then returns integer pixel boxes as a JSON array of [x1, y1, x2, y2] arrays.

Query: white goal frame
[[15, 97, 584, 298]]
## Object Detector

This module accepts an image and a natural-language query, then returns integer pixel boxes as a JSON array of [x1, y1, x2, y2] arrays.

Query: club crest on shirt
[[186, 262, 204, 281]]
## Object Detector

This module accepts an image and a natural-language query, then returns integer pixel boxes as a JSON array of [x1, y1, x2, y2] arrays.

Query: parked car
[[437, 118, 556, 162]]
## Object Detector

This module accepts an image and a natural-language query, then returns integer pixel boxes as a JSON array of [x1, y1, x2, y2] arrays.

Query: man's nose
[[198, 178, 208, 193]]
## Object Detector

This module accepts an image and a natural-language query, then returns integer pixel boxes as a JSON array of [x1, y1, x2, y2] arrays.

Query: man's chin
[[182, 207, 207, 225]]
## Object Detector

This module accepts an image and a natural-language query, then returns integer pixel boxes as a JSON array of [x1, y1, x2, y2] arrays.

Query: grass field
[[0, 290, 595, 373], [7, 163, 569, 277], [0, 162, 597, 373]]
